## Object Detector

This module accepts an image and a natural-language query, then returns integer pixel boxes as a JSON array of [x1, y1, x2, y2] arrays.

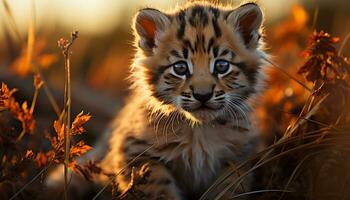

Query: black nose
[[193, 92, 213, 103]]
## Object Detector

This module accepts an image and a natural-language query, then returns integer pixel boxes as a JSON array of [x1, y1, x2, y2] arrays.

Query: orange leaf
[[53, 120, 65, 143], [71, 111, 91, 135], [70, 140, 92, 157]]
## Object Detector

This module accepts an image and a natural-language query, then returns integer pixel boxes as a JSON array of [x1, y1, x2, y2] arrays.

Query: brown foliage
[[299, 31, 350, 87], [0, 82, 35, 134]]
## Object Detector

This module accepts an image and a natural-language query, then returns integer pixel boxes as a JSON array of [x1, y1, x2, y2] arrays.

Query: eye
[[214, 60, 231, 75], [172, 61, 189, 76]]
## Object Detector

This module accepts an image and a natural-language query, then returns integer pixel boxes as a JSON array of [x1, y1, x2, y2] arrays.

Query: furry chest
[[155, 125, 249, 188]]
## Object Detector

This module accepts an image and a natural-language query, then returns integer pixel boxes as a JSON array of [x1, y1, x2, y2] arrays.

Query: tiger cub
[[100, 1, 266, 199]]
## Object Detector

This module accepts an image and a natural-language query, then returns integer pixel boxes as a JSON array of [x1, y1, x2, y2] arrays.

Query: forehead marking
[[207, 37, 215, 53], [183, 39, 194, 53], [182, 48, 189, 59], [170, 50, 182, 58], [188, 6, 209, 27], [176, 10, 186, 39], [211, 18, 222, 38]]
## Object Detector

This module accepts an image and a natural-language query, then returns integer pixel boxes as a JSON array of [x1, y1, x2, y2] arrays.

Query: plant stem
[[16, 129, 26, 143], [59, 31, 78, 200], [63, 49, 71, 200], [30, 88, 39, 114]]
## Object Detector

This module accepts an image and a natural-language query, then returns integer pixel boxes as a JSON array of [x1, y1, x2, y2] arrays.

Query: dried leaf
[[53, 120, 64, 143], [70, 140, 92, 157], [298, 31, 349, 87], [71, 111, 91, 135]]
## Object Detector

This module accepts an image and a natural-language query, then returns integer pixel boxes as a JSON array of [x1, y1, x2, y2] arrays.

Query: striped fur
[[99, 2, 267, 199]]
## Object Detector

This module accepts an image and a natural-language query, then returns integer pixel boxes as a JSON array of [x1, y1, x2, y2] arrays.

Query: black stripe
[[182, 99, 193, 102], [194, 35, 199, 52], [164, 73, 181, 80], [150, 65, 171, 84], [209, 7, 220, 18], [207, 37, 214, 53], [231, 51, 236, 59], [183, 39, 194, 53], [212, 18, 222, 38], [170, 50, 182, 58], [215, 91, 225, 97], [201, 34, 206, 52], [181, 92, 191, 98], [164, 87, 175, 92], [220, 49, 230, 56], [189, 5, 209, 27], [232, 62, 258, 85], [177, 10, 186, 39], [182, 48, 189, 59], [213, 46, 219, 57]]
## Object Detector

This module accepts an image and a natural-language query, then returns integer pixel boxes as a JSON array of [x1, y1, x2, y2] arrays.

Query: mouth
[[185, 103, 223, 112]]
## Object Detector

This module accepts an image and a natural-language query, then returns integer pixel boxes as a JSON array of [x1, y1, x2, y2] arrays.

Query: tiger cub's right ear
[[134, 8, 170, 55]]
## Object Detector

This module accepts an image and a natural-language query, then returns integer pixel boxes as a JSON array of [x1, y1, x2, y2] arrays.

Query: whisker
[[224, 102, 239, 128], [228, 99, 250, 126]]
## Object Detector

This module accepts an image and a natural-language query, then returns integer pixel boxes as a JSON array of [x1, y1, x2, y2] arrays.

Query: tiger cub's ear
[[134, 8, 170, 55], [226, 3, 263, 49]]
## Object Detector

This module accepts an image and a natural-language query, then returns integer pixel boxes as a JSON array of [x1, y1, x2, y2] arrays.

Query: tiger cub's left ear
[[226, 3, 263, 49]]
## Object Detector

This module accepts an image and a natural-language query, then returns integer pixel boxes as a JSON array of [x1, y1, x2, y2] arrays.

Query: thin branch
[[262, 57, 313, 92], [231, 189, 294, 199], [278, 151, 324, 200], [37, 71, 61, 116], [9, 162, 53, 200], [338, 32, 350, 56], [312, 6, 319, 31], [58, 30, 79, 200]]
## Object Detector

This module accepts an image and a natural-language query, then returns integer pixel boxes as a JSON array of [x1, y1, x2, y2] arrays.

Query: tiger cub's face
[[133, 2, 265, 123]]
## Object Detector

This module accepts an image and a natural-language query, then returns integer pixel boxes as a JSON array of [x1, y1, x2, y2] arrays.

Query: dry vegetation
[[0, 1, 349, 200]]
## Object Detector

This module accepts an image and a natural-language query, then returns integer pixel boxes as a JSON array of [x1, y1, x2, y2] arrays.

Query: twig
[[278, 151, 324, 200], [262, 57, 312, 92], [16, 129, 26, 143], [58, 30, 79, 200], [312, 6, 319, 31], [231, 189, 294, 199], [338, 32, 350, 56], [9, 162, 53, 200], [32, 69, 61, 116]]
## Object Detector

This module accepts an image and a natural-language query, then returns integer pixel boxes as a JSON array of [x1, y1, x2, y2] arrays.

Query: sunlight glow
[[0, 0, 301, 39]]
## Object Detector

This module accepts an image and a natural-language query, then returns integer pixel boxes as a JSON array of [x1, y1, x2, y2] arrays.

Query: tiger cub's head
[[132, 2, 266, 123]]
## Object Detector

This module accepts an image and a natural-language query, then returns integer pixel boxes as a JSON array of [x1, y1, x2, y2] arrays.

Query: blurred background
[[0, 0, 349, 142]]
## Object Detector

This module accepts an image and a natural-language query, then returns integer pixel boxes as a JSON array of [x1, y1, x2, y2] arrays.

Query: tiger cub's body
[[100, 2, 267, 199]]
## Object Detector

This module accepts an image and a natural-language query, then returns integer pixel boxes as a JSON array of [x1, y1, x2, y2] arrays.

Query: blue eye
[[214, 60, 230, 74], [173, 61, 188, 76]]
